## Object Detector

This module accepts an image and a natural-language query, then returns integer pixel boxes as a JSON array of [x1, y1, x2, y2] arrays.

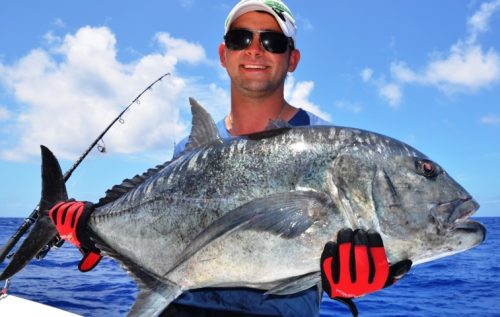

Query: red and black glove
[[49, 200, 102, 272], [321, 228, 412, 315]]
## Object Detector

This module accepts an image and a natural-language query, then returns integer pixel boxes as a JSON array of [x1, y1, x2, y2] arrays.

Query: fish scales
[[89, 128, 339, 285]]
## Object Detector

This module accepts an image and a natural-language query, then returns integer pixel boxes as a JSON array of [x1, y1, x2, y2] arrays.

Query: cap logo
[[264, 0, 292, 23]]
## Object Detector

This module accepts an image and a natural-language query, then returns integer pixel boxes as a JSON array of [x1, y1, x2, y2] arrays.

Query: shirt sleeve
[[306, 111, 331, 126]]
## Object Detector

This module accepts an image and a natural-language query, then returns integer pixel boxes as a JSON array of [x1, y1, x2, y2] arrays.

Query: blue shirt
[[170, 109, 329, 317]]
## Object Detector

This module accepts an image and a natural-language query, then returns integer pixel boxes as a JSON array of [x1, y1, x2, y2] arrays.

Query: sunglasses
[[224, 29, 294, 54]]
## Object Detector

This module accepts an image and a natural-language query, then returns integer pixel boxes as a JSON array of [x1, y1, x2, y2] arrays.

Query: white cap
[[224, 0, 297, 42]]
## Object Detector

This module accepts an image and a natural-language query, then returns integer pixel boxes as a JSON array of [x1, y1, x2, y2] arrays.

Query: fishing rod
[[0, 73, 170, 264]]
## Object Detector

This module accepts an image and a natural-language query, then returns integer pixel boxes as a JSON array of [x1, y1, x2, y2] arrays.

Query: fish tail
[[0, 145, 67, 280]]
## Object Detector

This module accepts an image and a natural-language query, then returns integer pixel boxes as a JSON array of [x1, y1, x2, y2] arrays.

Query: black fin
[[184, 97, 222, 152], [0, 145, 67, 280]]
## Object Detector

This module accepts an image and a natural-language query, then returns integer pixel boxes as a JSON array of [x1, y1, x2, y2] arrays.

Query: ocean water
[[1, 217, 499, 317]]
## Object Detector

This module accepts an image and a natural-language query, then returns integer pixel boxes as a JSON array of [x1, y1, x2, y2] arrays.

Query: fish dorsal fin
[[96, 160, 171, 206], [245, 119, 292, 141], [97, 98, 220, 206], [266, 118, 292, 130], [185, 97, 222, 151]]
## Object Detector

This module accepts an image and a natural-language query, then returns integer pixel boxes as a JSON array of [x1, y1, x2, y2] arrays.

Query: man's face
[[219, 11, 300, 98]]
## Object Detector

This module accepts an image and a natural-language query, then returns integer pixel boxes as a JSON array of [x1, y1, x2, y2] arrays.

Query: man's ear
[[219, 43, 227, 68], [288, 49, 301, 72]]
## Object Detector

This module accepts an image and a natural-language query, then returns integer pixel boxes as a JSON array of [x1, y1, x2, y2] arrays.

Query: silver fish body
[[0, 98, 485, 316], [88, 100, 484, 315]]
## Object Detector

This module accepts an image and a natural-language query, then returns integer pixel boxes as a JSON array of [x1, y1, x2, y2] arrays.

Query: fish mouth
[[454, 220, 486, 243], [431, 198, 480, 231], [448, 198, 479, 225]]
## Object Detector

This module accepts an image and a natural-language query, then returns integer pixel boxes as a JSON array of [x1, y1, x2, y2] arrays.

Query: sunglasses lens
[[260, 32, 289, 53], [224, 29, 291, 54], [224, 30, 253, 50]]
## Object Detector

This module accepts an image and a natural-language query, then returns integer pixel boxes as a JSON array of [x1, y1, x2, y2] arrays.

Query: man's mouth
[[242, 64, 268, 70]]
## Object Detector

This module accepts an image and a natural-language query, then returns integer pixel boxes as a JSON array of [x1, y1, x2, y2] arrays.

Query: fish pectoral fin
[[231, 190, 333, 238], [128, 280, 182, 317], [170, 191, 333, 273], [96, 238, 182, 316], [265, 272, 321, 295], [125, 261, 182, 317]]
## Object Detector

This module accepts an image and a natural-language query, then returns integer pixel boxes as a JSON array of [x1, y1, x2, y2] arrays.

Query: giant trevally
[[0, 98, 486, 316]]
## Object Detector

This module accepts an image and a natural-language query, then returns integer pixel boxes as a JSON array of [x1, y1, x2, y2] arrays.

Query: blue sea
[[1, 217, 499, 316]]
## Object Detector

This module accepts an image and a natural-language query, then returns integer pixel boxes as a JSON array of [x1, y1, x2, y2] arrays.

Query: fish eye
[[416, 159, 438, 178]]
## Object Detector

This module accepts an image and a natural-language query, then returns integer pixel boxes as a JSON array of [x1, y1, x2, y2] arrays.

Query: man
[[49, 1, 411, 316], [173, 0, 328, 157]]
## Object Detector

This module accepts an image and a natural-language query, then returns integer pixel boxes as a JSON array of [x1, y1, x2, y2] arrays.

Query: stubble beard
[[232, 72, 288, 98]]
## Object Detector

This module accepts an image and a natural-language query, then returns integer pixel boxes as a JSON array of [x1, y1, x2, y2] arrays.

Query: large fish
[[0, 98, 486, 316]]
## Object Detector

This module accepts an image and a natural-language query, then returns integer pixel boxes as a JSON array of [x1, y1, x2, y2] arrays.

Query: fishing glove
[[321, 228, 412, 299], [49, 200, 102, 272]]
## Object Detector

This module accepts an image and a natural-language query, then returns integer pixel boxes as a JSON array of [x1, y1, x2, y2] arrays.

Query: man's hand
[[49, 201, 102, 272], [321, 228, 412, 299]]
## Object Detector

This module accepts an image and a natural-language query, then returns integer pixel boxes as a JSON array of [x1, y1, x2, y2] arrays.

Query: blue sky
[[0, 0, 499, 218]]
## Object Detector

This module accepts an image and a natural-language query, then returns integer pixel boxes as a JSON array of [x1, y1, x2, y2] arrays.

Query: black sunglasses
[[224, 29, 294, 54]]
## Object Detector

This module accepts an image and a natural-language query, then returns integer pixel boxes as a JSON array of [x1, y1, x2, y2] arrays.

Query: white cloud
[[359, 69, 402, 108], [0, 26, 218, 162], [364, 0, 500, 105], [390, 62, 417, 83], [155, 32, 206, 64], [0, 26, 327, 162], [480, 115, 500, 124], [392, 43, 500, 93], [426, 44, 500, 91], [296, 15, 314, 32], [52, 18, 66, 28], [467, 0, 500, 43], [285, 75, 331, 121], [361, 68, 373, 82], [379, 83, 402, 108], [0, 106, 10, 120], [43, 31, 62, 46]]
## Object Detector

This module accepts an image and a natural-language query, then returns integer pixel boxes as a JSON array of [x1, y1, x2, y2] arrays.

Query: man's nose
[[245, 33, 264, 55]]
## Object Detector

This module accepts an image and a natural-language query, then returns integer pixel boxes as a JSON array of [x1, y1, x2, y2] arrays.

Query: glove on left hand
[[49, 200, 102, 272]]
